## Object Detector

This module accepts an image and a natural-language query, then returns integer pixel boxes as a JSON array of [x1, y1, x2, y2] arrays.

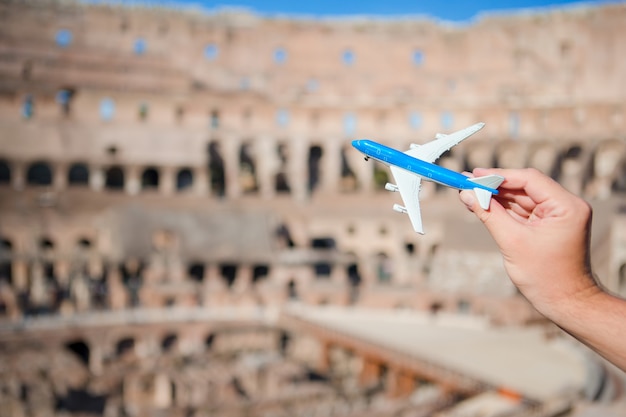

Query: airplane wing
[[389, 165, 424, 234], [404, 122, 485, 163]]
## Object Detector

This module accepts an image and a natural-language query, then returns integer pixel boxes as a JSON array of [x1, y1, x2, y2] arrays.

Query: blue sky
[[159, 0, 621, 21]]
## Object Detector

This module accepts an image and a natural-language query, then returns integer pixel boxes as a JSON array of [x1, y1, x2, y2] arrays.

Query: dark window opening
[[220, 264, 237, 288], [252, 265, 269, 283], [308, 145, 323, 193], [188, 263, 205, 282], [115, 338, 135, 356], [0, 160, 11, 184], [68, 163, 89, 185], [279, 331, 290, 355], [287, 279, 298, 300], [208, 142, 225, 197], [275, 224, 295, 248], [65, 341, 90, 367], [161, 334, 177, 352], [311, 237, 335, 277], [275, 172, 291, 193], [340, 147, 357, 192], [239, 143, 258, 194], [141, 167, 159, 190], [176, 168, 193, 191], [77, 238, 92, 249], [27, 162, 52, 186], [40, 237, 55, 250], [105, 166, 124, 190], [205, 333, 215, 349], [404, 242, 415, 255]]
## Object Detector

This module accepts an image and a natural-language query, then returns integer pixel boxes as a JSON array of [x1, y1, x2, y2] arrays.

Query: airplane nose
[[351, 139, 361, 149]]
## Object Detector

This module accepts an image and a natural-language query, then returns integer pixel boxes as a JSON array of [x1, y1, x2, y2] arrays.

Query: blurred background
[[1, 0, 626, 416]]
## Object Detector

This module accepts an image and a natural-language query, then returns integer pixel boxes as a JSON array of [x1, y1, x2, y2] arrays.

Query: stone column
[[257, 135, 276, 199], [125, 166, 141, 195], [194, 166, 208, 196], [222, 136, 240, 199], [90, 165, 105, 191], [322, 139, 341, 193], [53, 162, 67, 190], [290, 136, 308, 201], [159, 166, 175, 196], [11, 161, 25, 190]]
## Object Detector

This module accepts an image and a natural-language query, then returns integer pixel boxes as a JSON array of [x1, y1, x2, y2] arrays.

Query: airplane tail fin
[[467, 175, 505, 210]]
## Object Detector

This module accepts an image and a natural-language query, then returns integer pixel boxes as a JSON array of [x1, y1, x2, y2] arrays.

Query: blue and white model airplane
[[352, 122, 504, 234]]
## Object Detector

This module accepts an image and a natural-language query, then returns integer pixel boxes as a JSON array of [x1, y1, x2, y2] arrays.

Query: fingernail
[[459, 190, 475, 208]]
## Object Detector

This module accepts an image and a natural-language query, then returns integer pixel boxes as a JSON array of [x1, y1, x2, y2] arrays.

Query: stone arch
[[554, 143, 585, 181], [115, 337, 135, 357], [65, 340, 90, 367], [207, 141, 225, 197], [105, 166, 125, 190], [141, 167, 160, 190], [175, 168, 193, 191], [0, 237, 13, 283], [252, 264, 270, 283], [375, 252, 392, 284], [161, 333, 178, 353], [308, 144, 324, 193], [239, 141, 258, 194], [0, 159, 11, 184], [67, 162, 89, 186], [340, 145, 358, 192], [26, 161, 52, 186], [274, 142, 291, 194], [187, 262, 205, 282]]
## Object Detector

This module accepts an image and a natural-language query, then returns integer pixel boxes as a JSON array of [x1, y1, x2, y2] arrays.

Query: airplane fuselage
[[352, 139, 499, 194]]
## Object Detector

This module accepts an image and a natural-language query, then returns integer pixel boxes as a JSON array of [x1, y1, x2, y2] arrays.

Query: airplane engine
[[385, 183, 399, 192], [393, 204, 407, 214]]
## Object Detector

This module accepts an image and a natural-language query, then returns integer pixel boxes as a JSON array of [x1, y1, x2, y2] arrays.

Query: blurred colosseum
[[0, 1, 626, 416]]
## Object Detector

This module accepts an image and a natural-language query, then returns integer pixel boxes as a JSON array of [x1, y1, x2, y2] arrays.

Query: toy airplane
[[352, 122, 504, 234]]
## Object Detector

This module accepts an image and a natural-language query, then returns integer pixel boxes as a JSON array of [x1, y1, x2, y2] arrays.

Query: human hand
[[458, 168, 598, 319]]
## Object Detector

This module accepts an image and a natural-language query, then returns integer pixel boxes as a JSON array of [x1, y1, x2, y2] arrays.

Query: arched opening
[[0, 238, 13, 284], [115, 337, 135, 357], [340, 146, 358, 192], [39, 237, 55, 251], [105, 166, 125, 190], [0, 159, 11, 184], [286, 278, 298, 300], [205, 333, 215, 350], [220, 264, 237, 288], [239, 142, 258, 194], [141, 167, 159, 190], [553, 144, 583, 181], [347, 261, 361, 304], [161, 333, 178, 353], [376, 253, 392, 284], [311, 237, 335, 278], [187, 263, 205, 282], [252, 265, 269, 283], [308, 145, 323, 193], [275, 223, 295, 248], [275, 143, 290, 194], [176, 168, 193, 191], [26, 161, 52, 186], [207, 141, 225, 197], [65, 340, 90, 367], [68, 163, 89, 185], [279, 331, 290, 356]]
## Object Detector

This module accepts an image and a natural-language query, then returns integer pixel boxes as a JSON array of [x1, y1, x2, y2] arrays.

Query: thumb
[[458, 189, 517, 243]]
